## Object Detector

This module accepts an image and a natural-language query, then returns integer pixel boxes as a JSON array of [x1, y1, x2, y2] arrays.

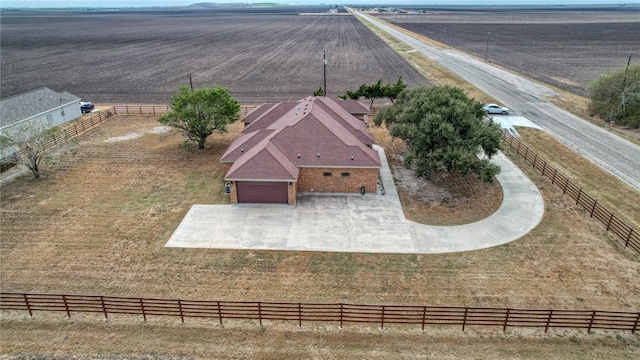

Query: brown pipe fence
[[500, 131, 640, 254], [1, 292, 638, 333], [112, 104, 258, 118]]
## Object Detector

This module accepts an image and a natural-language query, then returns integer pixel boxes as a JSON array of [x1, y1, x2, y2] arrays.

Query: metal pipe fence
[[1, 292, 638, 333], [500, 131, 639, 254]]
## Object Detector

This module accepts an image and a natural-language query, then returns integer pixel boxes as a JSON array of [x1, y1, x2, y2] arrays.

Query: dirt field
[[1, 114, 639, 358], [376, 5, 640, 96], [0, 7, 429, 104], [2, 5, 640, 358]]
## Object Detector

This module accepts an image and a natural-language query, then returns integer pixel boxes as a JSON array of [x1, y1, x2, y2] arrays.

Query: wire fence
[[501, 131, 639, 254], [1, 292, 638, 333]]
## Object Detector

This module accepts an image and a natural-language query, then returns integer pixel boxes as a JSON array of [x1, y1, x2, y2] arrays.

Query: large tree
[[339, 77, 407, 106], [374, 86, 502, 183], [588, 63, 640, 128], [0, 120, 57, 179], [159, 85, 240, 149]]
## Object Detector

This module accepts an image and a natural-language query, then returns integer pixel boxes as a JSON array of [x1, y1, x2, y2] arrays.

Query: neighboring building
[[1, 87, 83, 160], [221, 96, 381, 205]]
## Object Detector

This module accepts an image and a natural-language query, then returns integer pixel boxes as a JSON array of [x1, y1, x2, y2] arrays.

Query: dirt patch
[[371, 125, 502, 225]]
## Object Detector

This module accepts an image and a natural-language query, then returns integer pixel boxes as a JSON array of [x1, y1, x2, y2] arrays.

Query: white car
[[482, 103, 510, 115]]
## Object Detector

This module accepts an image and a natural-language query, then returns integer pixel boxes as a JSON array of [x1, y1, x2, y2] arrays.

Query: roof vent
[[317, 153, 320, 158], [241, 148, 244, 153], [351, 156, 354, 160], [297, 154, 301, 158]]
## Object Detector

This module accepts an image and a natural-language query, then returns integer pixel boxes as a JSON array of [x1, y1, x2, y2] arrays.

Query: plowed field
[[377, 6, 640, 96], [0, 8, 430, 104]]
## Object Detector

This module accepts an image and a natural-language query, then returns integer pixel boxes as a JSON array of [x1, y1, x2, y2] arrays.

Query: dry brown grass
[[1, 114, 640, 358]]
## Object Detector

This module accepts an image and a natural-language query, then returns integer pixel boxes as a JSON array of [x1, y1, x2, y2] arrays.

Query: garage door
[[236, 181, 288, 204]]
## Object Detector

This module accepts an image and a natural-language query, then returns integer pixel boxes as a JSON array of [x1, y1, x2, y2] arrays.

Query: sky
[[1, 0, 636, 9]]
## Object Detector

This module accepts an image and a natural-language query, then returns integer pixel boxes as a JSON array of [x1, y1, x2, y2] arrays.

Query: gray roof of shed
[[1, 87, 80, 128]]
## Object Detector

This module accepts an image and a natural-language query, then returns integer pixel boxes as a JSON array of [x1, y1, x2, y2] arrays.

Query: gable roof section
[[226, 141, 298, 182], [1, 87, 80, 128], [312, 96, 374, 145], [220, 129, 275, 163], [223, 96, 380, 182], [272, 113, 380, 168], [242, 102, 298, 129], [334, 98, 370, 115]]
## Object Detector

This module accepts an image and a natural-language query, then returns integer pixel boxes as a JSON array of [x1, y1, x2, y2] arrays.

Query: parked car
[[482, 103, 510, 115], [79, 101, 94, 114]]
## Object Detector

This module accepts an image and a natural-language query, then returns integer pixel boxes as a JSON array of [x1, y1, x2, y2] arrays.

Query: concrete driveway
[[166, 146, 544, 254]]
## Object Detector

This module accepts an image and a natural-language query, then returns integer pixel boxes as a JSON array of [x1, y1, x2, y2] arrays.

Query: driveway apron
[[166, 146, 544, 254]]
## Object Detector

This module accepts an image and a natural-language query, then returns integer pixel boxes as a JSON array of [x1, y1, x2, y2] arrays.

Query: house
[[1, 87, 83, 160], [221, 96, 382, 205], [1, 87, 83, 132]]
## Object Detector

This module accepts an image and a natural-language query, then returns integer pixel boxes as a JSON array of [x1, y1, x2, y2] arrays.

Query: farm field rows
[[0, 7, 429, 104], [376, 6, 640, 96]]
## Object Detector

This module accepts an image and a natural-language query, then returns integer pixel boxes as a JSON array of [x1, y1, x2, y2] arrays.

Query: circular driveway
[[165, 146, 544, 254]]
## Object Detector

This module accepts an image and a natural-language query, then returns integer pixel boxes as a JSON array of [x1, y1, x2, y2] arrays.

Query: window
[[323, 172, 332, 177], [341, 172, 350, 177]]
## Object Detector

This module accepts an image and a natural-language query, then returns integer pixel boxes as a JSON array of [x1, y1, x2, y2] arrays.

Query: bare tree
[[0, 120, 56, 178]]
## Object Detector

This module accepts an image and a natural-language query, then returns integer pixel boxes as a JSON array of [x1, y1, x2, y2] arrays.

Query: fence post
[[339, 303, 344, 329], [421, 306, 427, 332], [258, 302, 262, 326], [524, 147, 529, 162], [462, 308, 468, 331], [298, 303, 302, 328], [541, 161, 547, 176], [503, 308, 510, 332], [217, 301, 223, 326], [101, 296, 108, 320], [532, 153, 538, 169], [545, 309, 553, 333], [62, 294, 70, 318], [625, 228, 635, 248], [562, 179, 569, 194], [380, 305, 385, 330], [178, 299, 184, 323], [633, 312, 639, 334], [24, 293, 32, 317], [551, 169, 557, 185], [576, 189, 582, 205], [140, 298, 147, 322], [588, 310, 596, 334], [590, 200, 598, 218], [606, 213, 615, 231]]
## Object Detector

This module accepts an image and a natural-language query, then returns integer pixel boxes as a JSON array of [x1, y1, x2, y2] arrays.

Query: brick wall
[[297, 167, 378, 194], [287, 182, 297, 205]]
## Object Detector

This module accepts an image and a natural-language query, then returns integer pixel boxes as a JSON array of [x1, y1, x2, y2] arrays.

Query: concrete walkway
[[166, 145, 544, 254]]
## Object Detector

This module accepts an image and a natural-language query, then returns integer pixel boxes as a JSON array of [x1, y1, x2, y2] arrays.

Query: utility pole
[[621, 51, 633, 91], [323, 50, 328, 97], [484, 32, 491, 62]]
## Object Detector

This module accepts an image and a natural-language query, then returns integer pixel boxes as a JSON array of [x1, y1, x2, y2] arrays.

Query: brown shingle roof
[[222, 97, 380, 182]]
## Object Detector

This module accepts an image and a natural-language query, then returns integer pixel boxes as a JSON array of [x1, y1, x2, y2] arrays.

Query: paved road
[[353, 10, 640, 191]]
